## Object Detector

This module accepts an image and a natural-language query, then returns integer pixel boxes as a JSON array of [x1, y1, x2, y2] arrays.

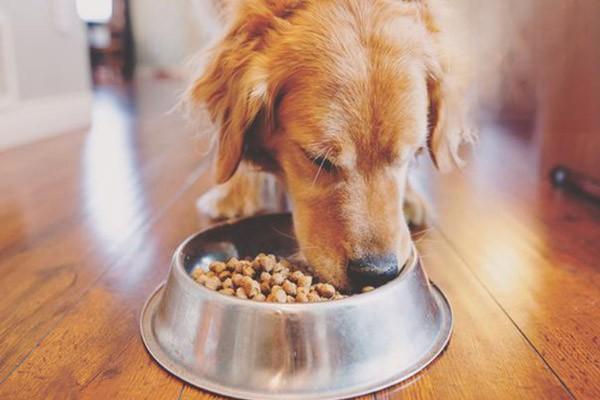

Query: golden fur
[[191, 0, 472, 289]]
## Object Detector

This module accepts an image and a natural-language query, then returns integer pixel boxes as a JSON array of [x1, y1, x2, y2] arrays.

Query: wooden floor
[[0, 80, 598, 400]]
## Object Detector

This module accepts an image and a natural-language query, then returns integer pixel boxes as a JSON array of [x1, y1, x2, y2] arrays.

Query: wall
[[452, 0, 537, 120], [130, 0, 235, 74], [537, 1, 600, 181], [0, 0, 92, 151], [130, 0, 213, 70]]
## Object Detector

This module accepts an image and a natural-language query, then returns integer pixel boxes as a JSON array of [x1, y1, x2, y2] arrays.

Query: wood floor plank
[[413, 123, 600, 399], [0, 159, 208, 381], [0, 84, 198, 259], [0, 132, 87, 256], [0, 81, 214, 381], [0, 169, 213, 399]]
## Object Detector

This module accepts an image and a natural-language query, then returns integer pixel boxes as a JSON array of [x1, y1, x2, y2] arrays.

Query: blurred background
[[0, 0, 598, 192]]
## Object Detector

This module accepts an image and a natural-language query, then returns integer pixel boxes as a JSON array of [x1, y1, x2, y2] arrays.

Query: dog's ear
[[189, 0, 304, 184], [412, 0, 474, 172], [426, 58, 473, 172]]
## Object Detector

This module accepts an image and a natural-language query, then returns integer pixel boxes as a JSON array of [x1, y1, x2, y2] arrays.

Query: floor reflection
[[82, 88, 148, 251]]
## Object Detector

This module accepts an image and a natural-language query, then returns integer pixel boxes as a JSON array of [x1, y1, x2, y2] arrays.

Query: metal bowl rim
[[171, 213, 420, 310]]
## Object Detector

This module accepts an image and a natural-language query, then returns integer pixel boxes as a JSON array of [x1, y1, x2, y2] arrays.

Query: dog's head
[[191, 0, 472, 289]]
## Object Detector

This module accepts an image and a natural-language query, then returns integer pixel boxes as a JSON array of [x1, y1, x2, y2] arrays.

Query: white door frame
[[0, 9, 19, 109]]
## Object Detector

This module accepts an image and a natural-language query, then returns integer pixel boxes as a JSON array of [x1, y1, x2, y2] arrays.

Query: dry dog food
[[191, 253, 375, 303]]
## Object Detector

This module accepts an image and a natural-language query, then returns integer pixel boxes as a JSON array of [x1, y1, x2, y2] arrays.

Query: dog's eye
[[310, 154, 336, 173], [300, 147, 337, 174]]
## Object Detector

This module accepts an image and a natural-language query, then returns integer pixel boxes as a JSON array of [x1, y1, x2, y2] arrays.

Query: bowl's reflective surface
[[140, 213, 452, 400]]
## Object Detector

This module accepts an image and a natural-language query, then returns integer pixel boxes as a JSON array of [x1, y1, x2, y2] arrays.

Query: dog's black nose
[[347, 253, 399, 287]]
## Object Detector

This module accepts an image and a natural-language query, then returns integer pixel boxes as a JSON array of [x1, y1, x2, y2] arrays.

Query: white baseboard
[[0, 91, 92, 151]]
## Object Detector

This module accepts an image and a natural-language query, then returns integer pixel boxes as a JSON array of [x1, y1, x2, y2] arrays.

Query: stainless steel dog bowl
[[140, 213, 452, 399]]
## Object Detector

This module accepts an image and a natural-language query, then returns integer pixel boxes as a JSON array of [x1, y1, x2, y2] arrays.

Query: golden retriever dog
[[189, 0, 473, 290]]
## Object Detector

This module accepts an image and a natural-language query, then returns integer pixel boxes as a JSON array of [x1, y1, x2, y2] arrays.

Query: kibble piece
[[296, 292, 309, 303], [273, 262, 285, 273], [290, 271, 304, 283], [260, 280, 271, 294], [271, 284, 284, 293], [218, 270, 232, 280], [267, 286, 287, 303], [287, 295, 296, 303], [209, 261, 227, 274], [253, 293, 266, 302], [361, 286, 375, 293], [236, 287, 248, 299], [259, 272, 271, 282], [222, 278, 233, 289], [242, 265, 256, 277], [316, 283, 336, 298], [191, 269, 207, 284], [333, 293, 347, 300], [271, 272, 285, 286], [307, 292, 322, 302], [266, 293, 281, 303], [297, 275, 312, 288], [241, 276, 261, 297], [205, 276, 222, 291], [282, 280, 297, 296], [255, 253, 276, 272], [232, 273, 244, 287], [234, 262, 245, 273], [226, 257, 240, 270], [279, 268, 290, 279], [262, 261, 275, 273], [219, 288, 235, 296]]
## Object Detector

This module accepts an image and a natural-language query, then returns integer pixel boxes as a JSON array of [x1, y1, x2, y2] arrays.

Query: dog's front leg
[[196, 165, 286, 220]]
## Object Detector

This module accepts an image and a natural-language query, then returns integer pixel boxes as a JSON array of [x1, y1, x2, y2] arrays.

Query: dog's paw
[[195, 187, 228, 220], [196, 186, 263, 220]]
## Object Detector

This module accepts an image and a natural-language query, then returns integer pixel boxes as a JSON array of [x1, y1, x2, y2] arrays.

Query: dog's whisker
[[413, 230, 438, 239], [270, 229, 320, 256], [411, 229, 436, 243], [312, 147, 334, 186], [271, 227, 298, 241]]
